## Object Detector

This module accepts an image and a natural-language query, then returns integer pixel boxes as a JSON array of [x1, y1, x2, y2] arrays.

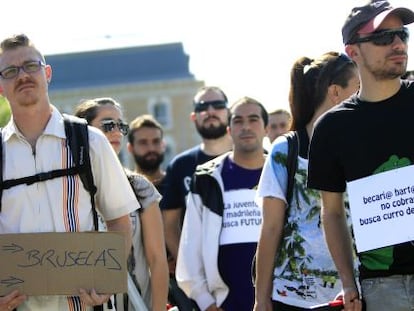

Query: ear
[[190, 112, 197, 121], [264, 123, 269, 135], [161, 139, 167, 152], [327, 84, 340, 104], [127, 142, 133, 154], [45, 64, 52, 83], [345, 45, 358, 59]]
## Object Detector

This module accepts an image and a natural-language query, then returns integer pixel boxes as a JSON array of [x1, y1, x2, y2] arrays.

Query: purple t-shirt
[[218, 156, 262, 310]]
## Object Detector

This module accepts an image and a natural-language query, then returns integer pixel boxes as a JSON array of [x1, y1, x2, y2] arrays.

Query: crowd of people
[[0, 1, 414, 311]]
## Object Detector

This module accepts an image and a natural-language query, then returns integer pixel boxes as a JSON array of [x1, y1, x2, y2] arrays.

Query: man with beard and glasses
[[307, 2, 414, 311], [160, 86, 232, 311], [127, 114, 166, 193]]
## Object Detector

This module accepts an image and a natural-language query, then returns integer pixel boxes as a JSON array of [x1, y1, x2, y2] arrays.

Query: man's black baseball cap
[[342, 1, 414, 44]]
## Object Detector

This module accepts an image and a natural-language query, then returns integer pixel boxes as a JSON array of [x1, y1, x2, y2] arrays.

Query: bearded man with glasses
[[308, 2, 414, 311]]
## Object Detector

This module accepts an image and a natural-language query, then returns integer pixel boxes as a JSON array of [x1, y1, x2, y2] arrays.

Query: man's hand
[[343, 286, 362, 311], [167, 254, 176, 275], [0, 290, 27, 311], [206, 303, 224, 311], [79, 288, 111, 307], [253, 299, 273, 311]]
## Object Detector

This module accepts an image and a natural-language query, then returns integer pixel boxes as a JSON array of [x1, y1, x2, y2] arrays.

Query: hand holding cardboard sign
[[0, 290, 27, 311], [79, 288, 111, 307]]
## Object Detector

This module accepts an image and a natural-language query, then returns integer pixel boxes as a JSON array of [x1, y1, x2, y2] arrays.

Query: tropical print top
[[257, 132, 352, 308]]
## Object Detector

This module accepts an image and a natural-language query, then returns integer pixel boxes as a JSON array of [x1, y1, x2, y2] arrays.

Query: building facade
[[47, 42, 204, 168]]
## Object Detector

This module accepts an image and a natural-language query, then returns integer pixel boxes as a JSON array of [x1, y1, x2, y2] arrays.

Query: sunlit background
[[0, 0, 413, 111]]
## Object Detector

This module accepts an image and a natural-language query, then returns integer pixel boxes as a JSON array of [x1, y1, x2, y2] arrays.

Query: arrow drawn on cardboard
[[0, 276, 24, 287], [2, 243, 24, 253]]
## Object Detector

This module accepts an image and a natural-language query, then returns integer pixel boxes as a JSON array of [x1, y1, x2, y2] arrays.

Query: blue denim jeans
[[361, 275, 414, 311]]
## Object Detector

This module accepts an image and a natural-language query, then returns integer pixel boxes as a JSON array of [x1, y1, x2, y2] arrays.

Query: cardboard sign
[[0, 232, 127, 296], [347, 165, 414, 252], [220, 189, 262, 245]]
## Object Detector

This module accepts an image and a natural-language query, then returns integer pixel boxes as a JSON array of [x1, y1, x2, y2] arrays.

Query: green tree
[[0, 95, 11, 127]]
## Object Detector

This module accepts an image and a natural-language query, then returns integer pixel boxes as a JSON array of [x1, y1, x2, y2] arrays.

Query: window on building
[[149, 97, 172, 129], [161, 135, 176, 170]]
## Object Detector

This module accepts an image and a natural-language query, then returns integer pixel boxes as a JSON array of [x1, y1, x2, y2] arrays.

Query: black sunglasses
[[194, 100, 228, 113], [351, 27, 409, 46], [100, 120, 129, 136]]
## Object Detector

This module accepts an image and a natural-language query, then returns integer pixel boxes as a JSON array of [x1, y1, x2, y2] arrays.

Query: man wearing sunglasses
[[308, 2, 414, 311], [160, 86, 232, 310]]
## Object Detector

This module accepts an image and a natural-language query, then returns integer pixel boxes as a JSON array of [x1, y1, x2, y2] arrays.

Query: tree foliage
[[0, 95, 11, 127]]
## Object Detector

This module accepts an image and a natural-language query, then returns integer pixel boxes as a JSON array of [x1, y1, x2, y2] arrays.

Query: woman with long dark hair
[[254, 52, 359, 311]]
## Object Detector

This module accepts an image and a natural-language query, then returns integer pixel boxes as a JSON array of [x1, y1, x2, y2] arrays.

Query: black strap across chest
[[0, 114, 98, 230]]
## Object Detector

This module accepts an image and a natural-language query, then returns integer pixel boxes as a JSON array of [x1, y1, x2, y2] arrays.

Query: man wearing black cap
[[161, 86, 232, 310], [308, 1, 414, 311]]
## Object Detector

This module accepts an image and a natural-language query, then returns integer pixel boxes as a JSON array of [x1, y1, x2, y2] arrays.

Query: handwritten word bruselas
[[11, 248, 122, 270]]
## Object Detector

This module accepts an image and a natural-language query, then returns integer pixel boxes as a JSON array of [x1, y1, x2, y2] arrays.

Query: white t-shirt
[[127, 171, 162, 309]]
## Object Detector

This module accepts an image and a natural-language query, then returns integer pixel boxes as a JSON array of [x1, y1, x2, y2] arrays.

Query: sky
[[1, 0, 413, 112]]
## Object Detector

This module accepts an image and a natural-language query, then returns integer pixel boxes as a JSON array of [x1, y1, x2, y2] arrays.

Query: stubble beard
[[364, 52, 407, 80]]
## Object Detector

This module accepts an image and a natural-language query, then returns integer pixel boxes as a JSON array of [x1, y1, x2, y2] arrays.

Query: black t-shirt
[[159, 145, 218, 211], [308, 80, 414, 279]]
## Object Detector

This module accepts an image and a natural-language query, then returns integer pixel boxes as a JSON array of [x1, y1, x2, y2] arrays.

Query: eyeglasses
[[194, 100, 228, 113], [350, 27, 409, 46], [0, 60, 45, 79], [100, 120, 129, 136]]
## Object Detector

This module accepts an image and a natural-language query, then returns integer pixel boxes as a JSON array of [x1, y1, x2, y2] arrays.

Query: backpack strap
[[63, 114, 98, 231], [0, 117, 98, 227], [63, 116, 105, 311], [284, 130, 299, 206], [2, 167, 80, 189]]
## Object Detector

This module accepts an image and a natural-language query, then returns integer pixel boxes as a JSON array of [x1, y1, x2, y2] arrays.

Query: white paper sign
[[347, 165, 414, 252], [220, 189, 262, 245]]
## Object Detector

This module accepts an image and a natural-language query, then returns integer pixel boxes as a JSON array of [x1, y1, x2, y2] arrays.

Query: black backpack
[[0, 114, 99, 230], [284, 131, 299, 205]]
